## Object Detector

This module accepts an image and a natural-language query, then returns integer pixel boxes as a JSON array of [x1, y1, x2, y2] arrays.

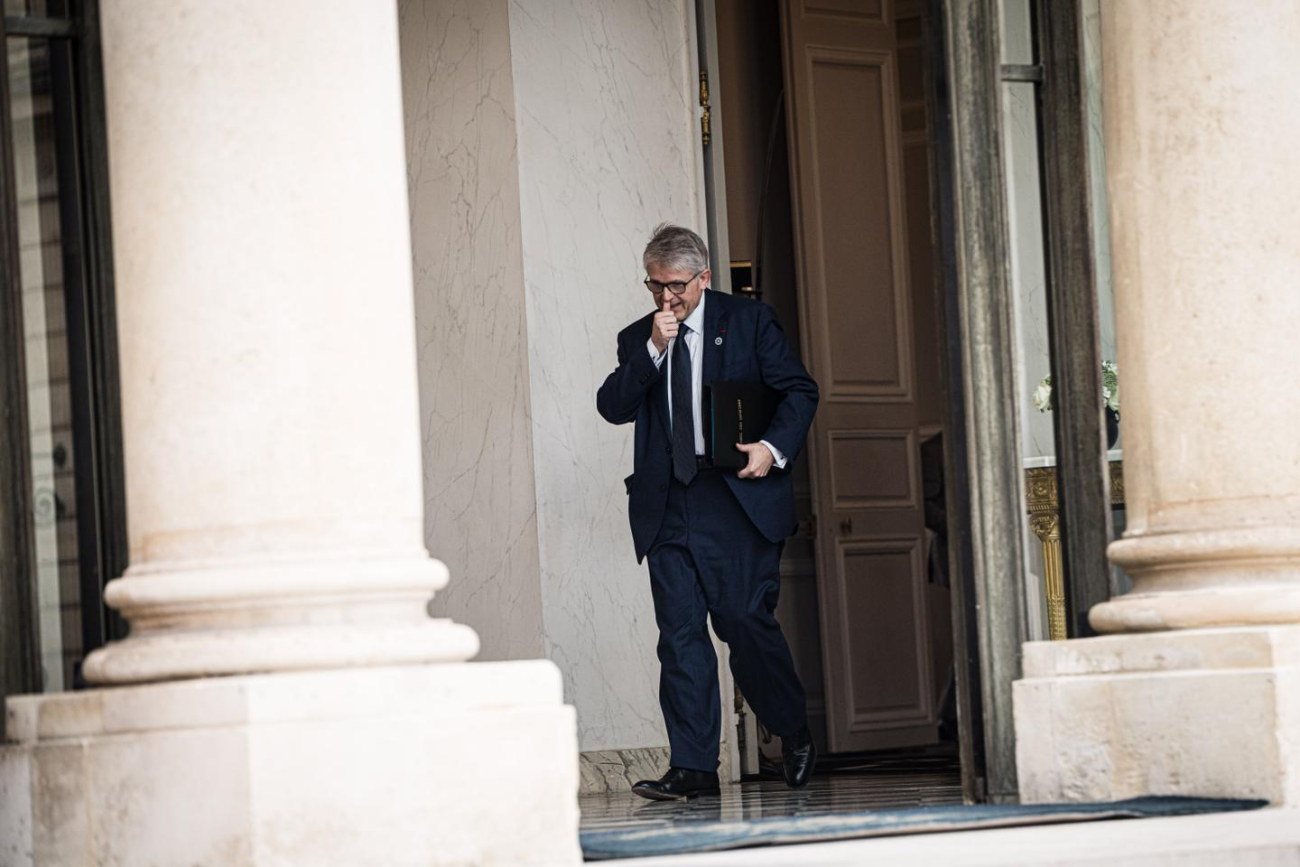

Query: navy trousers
[[647, 469, 807, 772]]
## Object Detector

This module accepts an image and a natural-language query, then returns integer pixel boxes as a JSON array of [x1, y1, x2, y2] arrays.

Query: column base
[[1, 661, 580, 865], [82, 618, 482, 684], [1014, 626, 1300, 807], [1097, 526, 1300, 632], [82, 551, 481, 684]]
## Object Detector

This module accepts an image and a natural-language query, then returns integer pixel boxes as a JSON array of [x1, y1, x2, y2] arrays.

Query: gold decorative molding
[[1025, 467, 1059, 513], [1109, 462, 1125, 505], [1024, 461, 1125, 641], [1028, 510, 1067, 640]]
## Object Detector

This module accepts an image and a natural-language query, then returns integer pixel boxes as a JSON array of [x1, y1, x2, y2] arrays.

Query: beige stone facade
[[1014, 0, 1300, 807], [4, 0, 1300, 863], [1, 0, 580, 863]]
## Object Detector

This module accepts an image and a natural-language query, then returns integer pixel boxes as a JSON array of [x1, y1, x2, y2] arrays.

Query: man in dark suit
[[597, 224, 819, 800]]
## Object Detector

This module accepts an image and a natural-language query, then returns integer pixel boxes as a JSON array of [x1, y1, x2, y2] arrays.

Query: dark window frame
[[929, 0, 1107, 803], [1029, 0, 1113, 638], [995, 0, 1112, 638], [0, 0, 123, 716]]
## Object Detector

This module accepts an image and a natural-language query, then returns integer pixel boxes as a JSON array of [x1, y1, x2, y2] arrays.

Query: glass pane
[[1002, 76, 1056, 642], [4, 0, 69, 17], [1081, 0, 1128, 595], [9, 36, 81, 691], [999, 0, 1034, 66]]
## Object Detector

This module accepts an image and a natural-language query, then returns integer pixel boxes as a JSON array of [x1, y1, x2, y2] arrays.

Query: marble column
[[80, 0, 480, 685], [1087, 0, 1300, 633], [1014, 0, 1300, 807], [0, 1, 580, 863]]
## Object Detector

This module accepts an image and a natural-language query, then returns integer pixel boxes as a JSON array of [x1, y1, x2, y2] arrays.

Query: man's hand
[[650, 297, 679, 355], [736, 442, 775, 479]]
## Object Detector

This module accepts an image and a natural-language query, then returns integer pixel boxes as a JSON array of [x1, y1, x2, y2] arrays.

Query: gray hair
[[642, 223, 709, 274]]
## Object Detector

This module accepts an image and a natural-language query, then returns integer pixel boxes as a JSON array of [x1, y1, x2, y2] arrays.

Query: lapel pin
[[715, 336, 723, 345]]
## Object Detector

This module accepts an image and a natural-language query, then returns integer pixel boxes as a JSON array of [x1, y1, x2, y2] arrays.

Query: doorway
[[712, 0, 959, 777]]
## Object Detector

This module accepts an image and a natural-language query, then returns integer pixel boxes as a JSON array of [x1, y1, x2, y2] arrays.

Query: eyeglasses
[[644, 269, 705, 295]]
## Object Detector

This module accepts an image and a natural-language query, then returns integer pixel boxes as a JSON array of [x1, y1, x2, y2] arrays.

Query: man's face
[[646, 262, 709, 321]]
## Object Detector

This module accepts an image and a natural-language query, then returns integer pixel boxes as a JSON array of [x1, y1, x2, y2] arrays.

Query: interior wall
[[401, 0, 701, 755], [508, 0, 700, 753], [400, 0, 546, 663]]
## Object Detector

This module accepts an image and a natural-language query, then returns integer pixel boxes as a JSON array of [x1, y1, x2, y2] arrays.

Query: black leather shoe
[[781, 726, 817, 788], [631, 767, 721, 801]]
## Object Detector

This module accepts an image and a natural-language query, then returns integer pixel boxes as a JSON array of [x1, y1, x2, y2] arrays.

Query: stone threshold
[[617, 806, 1300, 865]]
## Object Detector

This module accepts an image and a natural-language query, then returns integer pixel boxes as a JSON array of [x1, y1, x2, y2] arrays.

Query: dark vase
[[1105, 407, 1120, 449]]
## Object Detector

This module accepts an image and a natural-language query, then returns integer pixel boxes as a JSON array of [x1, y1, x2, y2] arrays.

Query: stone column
[[1087, 0, 1300, 633], [81, 0, 480, 685], [0, 1, 580, 863], [1014, 0, 1300, 807]]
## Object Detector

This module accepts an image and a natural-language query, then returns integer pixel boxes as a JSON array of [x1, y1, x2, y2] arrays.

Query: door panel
[[829, 429, 916, 508], [840, 539, 931, 726], [806, 0, 885, 22], [782, 0, 937, 752], [804, 50, 912, 401]]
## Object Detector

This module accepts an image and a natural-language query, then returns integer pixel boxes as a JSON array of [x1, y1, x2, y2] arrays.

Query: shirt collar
[[683, 291, 706, 335]]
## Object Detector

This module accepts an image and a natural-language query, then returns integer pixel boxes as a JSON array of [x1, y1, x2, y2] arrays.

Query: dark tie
[[671, 324, 697, 485]]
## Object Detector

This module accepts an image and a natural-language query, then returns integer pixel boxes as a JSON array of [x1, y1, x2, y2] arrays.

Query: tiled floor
[[580, 752, 964, 838]]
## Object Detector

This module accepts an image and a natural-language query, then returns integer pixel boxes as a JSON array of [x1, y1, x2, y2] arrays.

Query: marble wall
[[400, 0, 547, 663], [508, 0, 700, 752], [400, 0, 700, 754]]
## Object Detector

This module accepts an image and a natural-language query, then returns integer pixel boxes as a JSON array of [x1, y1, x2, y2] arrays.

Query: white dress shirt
[[646, 293, 787, 468]]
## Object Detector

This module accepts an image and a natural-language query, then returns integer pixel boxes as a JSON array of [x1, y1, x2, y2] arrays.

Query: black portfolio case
[[704, 381, 781, 470]]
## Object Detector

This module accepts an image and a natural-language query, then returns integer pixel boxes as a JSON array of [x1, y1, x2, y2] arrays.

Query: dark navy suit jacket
[[596, 290, 819, 562]]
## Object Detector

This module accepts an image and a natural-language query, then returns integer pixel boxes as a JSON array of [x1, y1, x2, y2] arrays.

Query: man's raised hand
[[651, 297, 679, 355]]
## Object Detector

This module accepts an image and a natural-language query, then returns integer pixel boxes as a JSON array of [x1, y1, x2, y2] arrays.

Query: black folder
[[704, 381, 781, 470]]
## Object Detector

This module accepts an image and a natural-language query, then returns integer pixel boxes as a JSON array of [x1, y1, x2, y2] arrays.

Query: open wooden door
[[781, 0, 939, 753]]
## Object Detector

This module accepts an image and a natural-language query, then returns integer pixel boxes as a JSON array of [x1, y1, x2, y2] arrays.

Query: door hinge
[[699, 71, 712, 147]]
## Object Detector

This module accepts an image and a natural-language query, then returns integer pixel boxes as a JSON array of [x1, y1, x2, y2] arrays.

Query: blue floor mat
[[580, 796, 1268, 860]]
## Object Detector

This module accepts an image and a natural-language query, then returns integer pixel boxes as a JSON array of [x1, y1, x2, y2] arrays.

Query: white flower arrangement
[[1033, 360, 1120, 415]]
